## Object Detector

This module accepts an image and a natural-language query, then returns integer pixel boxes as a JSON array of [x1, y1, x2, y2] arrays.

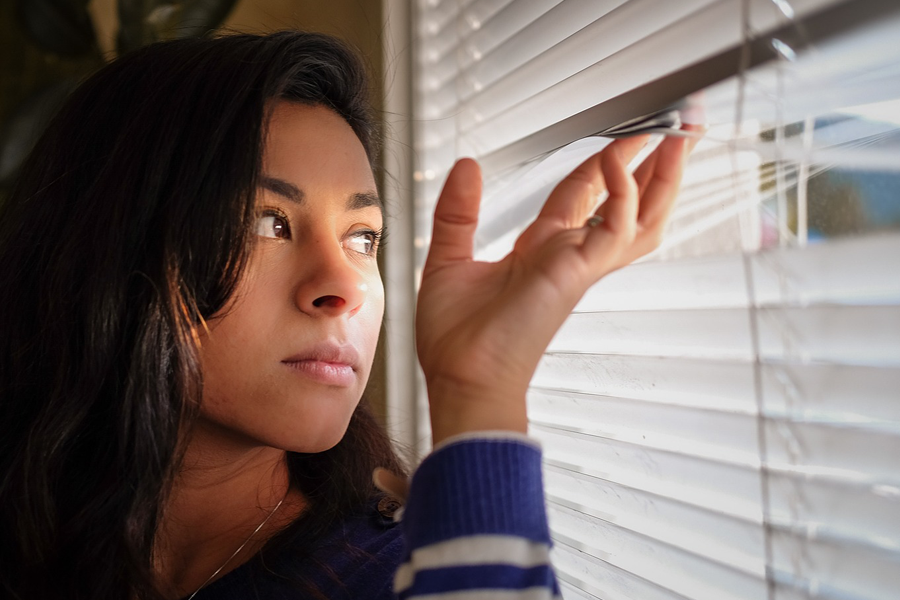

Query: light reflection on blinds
[[410, 1, 900, 599]]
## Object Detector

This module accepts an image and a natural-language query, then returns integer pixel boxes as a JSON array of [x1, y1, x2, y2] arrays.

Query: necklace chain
[[186, 497, 285, 600]]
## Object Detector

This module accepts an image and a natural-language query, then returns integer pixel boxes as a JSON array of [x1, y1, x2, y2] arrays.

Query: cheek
[[359, 275, 385, 356]]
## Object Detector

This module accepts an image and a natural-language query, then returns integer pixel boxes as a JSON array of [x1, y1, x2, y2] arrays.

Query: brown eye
[[255, 211, 291, 239], [344, 229, 381, 256]]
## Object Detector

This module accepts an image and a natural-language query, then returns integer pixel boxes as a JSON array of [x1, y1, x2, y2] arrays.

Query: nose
[[293, 239, 368, 318]]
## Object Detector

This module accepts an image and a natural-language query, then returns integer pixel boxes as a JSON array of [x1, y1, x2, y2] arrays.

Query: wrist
[[425, 375, 528, 446]]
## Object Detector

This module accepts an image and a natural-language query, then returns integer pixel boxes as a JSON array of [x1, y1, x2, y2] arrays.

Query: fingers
[[581, 143, 640, 262], [539, 135, 648, 226], [584, 125, 701, 268], [633, 124, 702, 195], [632, 146, 659, 197], [683, 122, 705, 154], [634, 134, 687, 228], [424, 158, 482, 271], [520, 136, 649, 250], [635, 123, 702, 229]]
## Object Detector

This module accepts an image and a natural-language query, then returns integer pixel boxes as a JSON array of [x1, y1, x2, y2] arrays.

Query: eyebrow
[[347, 191, 382, 211], [259, 176, 304, 204], [259, 175, 382, 211]]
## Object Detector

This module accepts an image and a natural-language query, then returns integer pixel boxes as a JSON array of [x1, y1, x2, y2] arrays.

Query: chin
[[287, 421, 352, 454], [276, 397, 362, 454]]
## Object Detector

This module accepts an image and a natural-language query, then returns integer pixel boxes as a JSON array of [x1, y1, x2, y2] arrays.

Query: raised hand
[[416, 127, 700, 445]]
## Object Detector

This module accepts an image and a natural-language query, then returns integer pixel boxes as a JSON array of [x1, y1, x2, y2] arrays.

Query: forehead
[[262, 102, 377, 201]]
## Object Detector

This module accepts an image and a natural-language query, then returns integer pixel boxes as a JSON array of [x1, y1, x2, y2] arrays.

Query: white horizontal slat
[[416, 0, 467, 53], [532, 424, 764, 519], [529, 388, 758, 451], [762, 420, 900, 483], [426, 0, 627, 114], [421, 0, 561, 94], [769, 529, 900, 600], [551, 304, 900, 366], [767, 470, 900, 553], [456, 0, 843, 159], [417, 0, 514, 64], [533, 354, 900, 426], [546, 459, 900, 577], [558, 580, 600, 600], [700, 15, 900, 131], [464, 0, 852, 164], [756, 305, 900, 366], [532, 395, 900, 506], [547, 308, 754, 359], [425, 0, 718, 123], [541, 435, 900, 590], [572, 233, 900, 313], [769, 573, 861, 600], [429, 0, 719, 133], [551, 541, 693, 600], [532, 386, 900, 542], [574, 253, 751, 312], [552, 506, 900, 600], [548, 502, 767, 600], [751, 234, 900, 306], [533, 353, 757, 412], [543, 466, 765, 573], [670, 165, 762, 224], [761, 363, 900, 426], [529, 388, 900, 472]]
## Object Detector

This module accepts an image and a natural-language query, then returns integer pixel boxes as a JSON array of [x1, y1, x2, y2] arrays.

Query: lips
[[281, 343, 360, 387]]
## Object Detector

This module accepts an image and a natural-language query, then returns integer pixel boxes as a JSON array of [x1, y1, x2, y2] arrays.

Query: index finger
[[423, 158, 483, 273]]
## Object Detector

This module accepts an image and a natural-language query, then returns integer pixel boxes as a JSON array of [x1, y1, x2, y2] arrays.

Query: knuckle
[[436, 211, 478, 227], [609, 225, 636, 248], [557, 175, 599, 199]]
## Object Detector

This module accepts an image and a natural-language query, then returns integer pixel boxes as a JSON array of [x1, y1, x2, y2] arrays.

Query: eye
[[256, 210, 291, 240], [344, 228, 382, 256]]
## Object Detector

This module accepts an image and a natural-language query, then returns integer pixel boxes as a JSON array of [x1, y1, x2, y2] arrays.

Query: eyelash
[[256, 209, 291, 239], [353, 227, 384, 256], [255, 209, 384, 257]]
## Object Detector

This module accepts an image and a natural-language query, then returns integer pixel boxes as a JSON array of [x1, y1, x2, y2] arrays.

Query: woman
[[0, 31, 694, 599]]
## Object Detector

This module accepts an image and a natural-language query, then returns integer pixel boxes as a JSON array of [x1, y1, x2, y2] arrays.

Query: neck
[[154, 418, 305, 599]]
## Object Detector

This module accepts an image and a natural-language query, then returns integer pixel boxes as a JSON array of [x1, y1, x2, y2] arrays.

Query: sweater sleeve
[[394, 432, 561, 600]]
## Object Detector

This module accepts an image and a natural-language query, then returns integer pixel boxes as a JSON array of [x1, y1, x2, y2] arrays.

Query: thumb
[[423, 158, 482, 272]]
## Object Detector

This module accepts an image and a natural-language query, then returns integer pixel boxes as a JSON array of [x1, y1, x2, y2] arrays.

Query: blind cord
[[736, 1, 777, 599]]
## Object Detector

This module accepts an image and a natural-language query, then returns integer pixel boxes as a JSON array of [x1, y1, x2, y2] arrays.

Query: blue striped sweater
[[399, 432, 560, 600], [190, 433, 560, 600]]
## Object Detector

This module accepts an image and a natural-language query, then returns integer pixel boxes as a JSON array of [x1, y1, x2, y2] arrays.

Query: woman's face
[[197, 102, 384, 453]]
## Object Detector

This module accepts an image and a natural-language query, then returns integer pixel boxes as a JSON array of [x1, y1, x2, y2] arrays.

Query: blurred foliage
[[760, 120, 874, 242], [117, 0, 238, 54], [0, 0, 238, 205]]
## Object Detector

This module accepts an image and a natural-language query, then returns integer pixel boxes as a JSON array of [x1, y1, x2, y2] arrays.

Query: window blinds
[[409, 1, 900, 599]]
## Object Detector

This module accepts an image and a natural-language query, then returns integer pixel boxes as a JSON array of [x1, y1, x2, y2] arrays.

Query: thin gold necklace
[[186, 497, 285, 600]]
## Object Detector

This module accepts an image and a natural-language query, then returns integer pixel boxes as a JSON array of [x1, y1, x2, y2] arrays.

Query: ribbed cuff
[[403, 438, 550, 551]]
